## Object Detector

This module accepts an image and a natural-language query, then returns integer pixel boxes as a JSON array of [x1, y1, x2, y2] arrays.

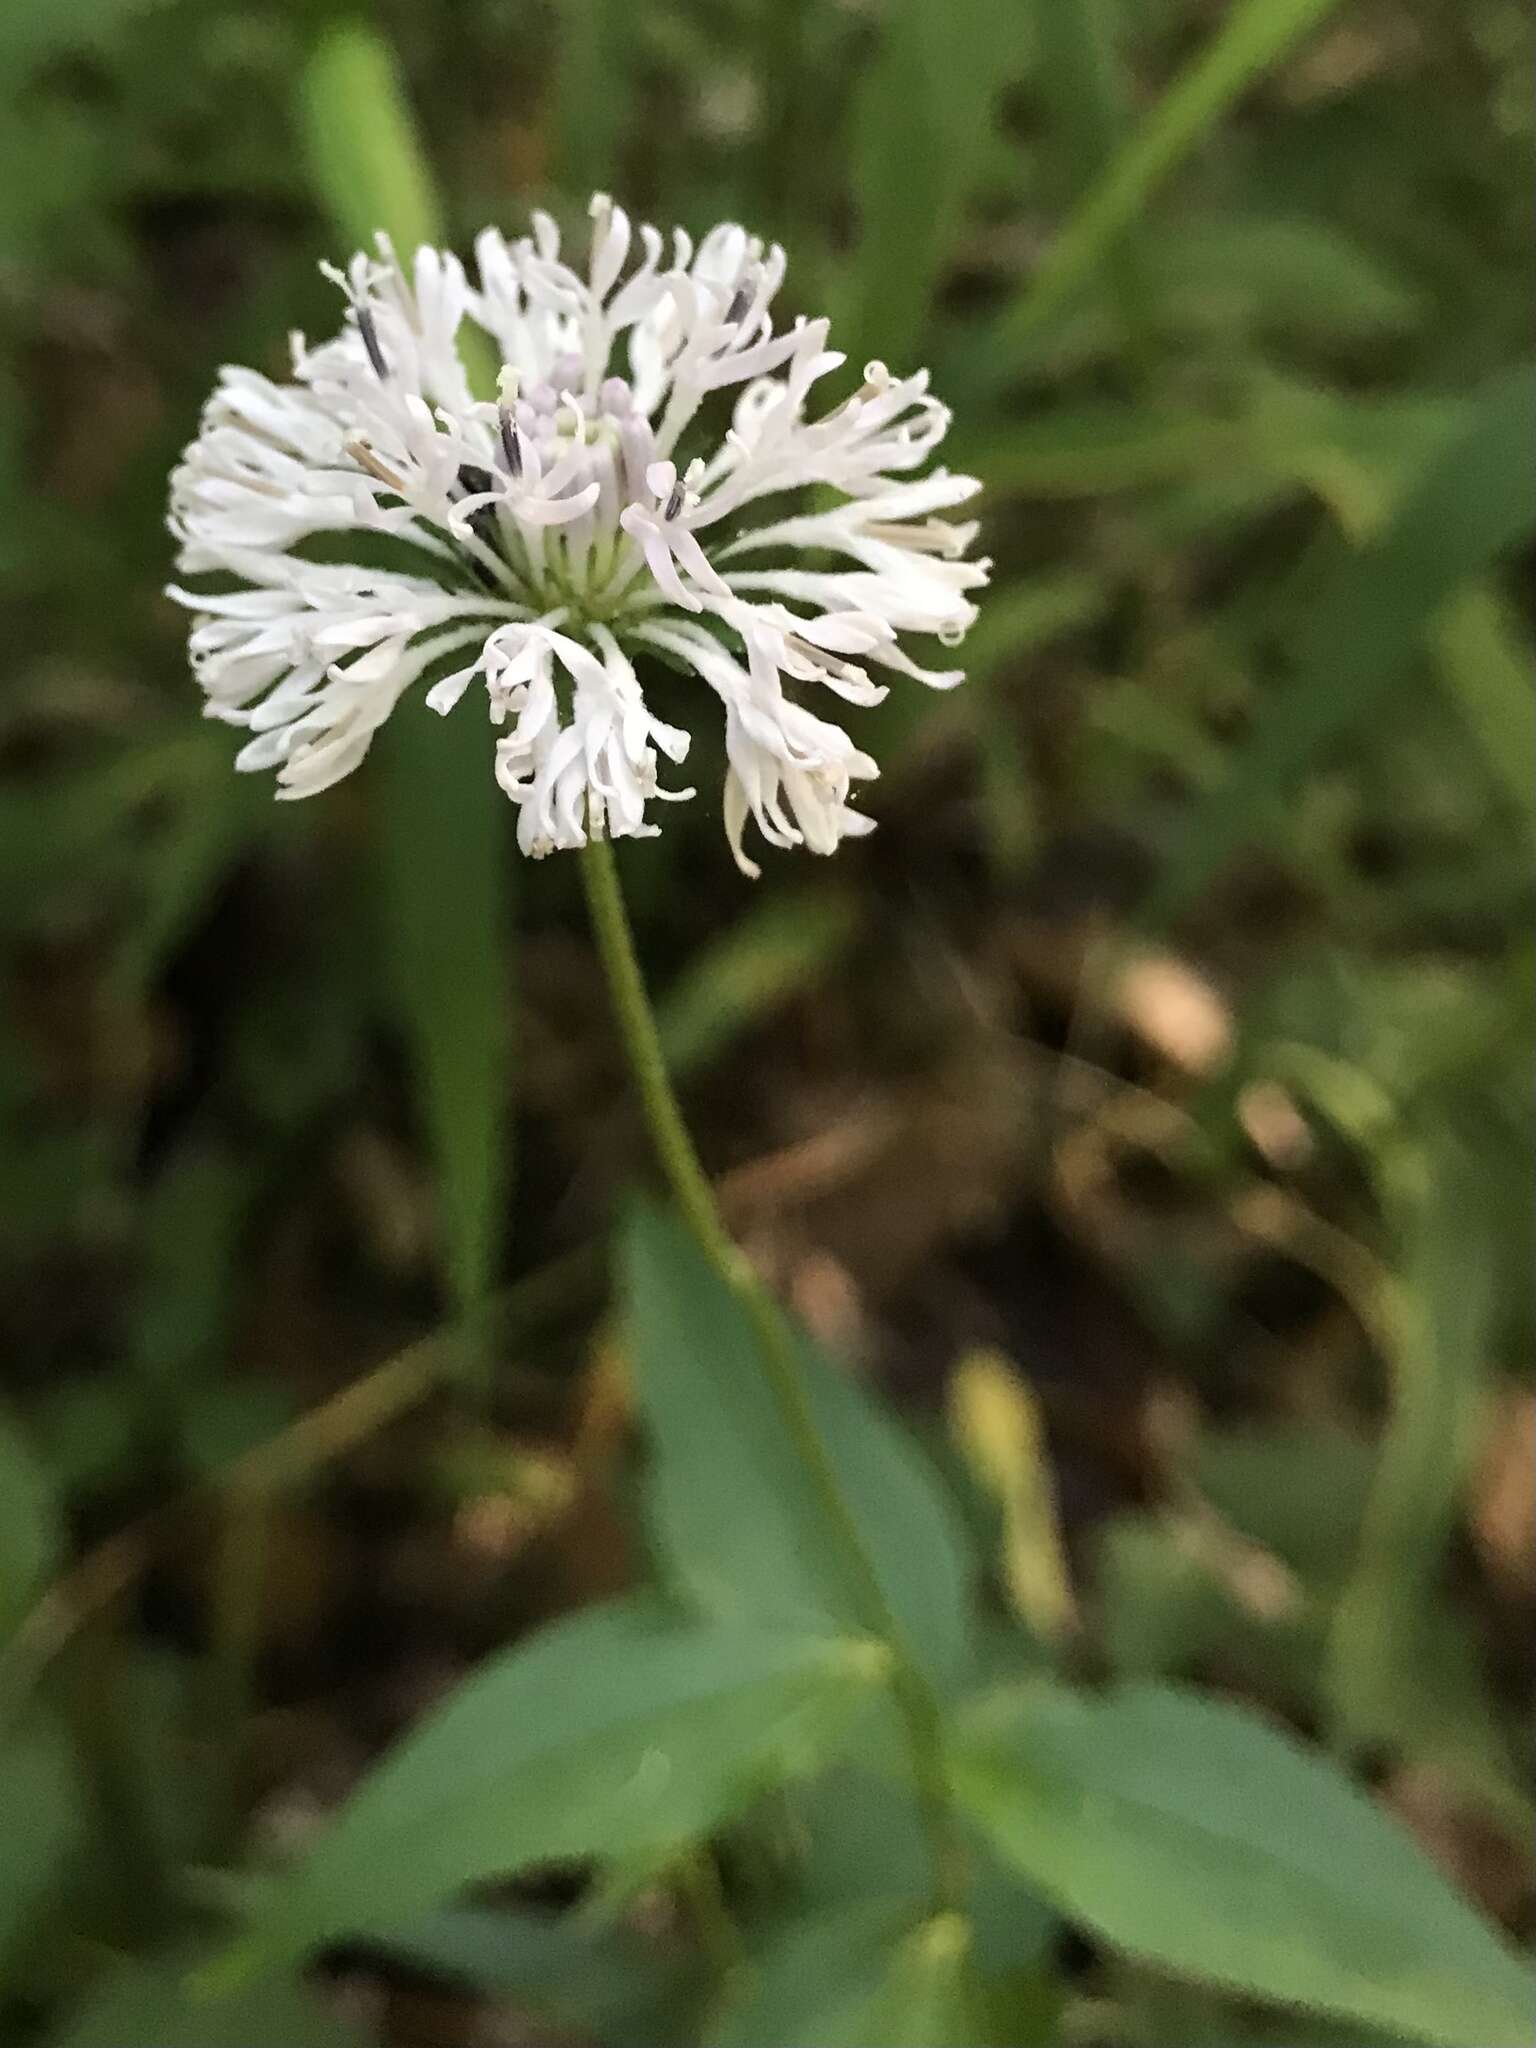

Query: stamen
[[345, 439, 406, 492], [862, 518, 963, 557], [498, 405, 524, 479], [664, 478, 686, 521], [724, 279, 755, 328], [356, 307, 390, 381]]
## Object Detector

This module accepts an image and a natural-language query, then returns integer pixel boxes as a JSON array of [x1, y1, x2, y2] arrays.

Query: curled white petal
[[168, 195, 984, 861]]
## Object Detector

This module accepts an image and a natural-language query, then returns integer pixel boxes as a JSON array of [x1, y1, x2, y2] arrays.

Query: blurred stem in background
[[577, 833, 969, 1916]]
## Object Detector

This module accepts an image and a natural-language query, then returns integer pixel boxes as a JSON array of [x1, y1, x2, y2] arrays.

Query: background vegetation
[[1, 0, 1532, 2042]]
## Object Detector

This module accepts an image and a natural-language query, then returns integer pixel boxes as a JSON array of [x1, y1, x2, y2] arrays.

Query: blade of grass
[[1328, 1148, 1497, 1757], [297, 22, 442, 254], [1430, 588, 1536, 839], [999, 0, 1349, 351], [295, 21, 512, 1387], [1143, 361, 1536, 925], [1255, 380, 1536, 841], [842, 0, 1023, 370], [1032, 0, 1149, 361], [552, 0, 629, 198]]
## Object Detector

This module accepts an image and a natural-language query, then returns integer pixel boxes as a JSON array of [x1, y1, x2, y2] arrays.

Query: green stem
[[578, 833, 966, 1913]]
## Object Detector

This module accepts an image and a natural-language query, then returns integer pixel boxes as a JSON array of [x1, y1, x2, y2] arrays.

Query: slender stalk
[[578, 833, 966, 1912]]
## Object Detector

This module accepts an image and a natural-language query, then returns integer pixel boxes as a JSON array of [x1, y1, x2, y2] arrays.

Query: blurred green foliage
[[1, 0, 1533, 2042]]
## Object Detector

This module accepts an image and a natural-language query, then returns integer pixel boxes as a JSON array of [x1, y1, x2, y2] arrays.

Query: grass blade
[[999, 0, 1348, 351], [297, 22, 443, 255], [295, 23, 512, 1371], [1144, 361, 1536, 924], [843, 0, 1023, 369]]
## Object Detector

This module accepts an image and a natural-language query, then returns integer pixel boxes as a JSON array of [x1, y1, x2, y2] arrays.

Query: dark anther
[[452, 462, 504, 585], [356, 307, 390, 381], [725, 282, 754, 327], [498, 405, 524, 479], [664, 479, 686, 521]]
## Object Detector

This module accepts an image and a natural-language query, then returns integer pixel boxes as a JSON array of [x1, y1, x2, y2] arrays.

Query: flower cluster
[[169, 196, 987, 873]]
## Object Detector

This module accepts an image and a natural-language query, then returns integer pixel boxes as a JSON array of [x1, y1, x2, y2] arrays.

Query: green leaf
[[1032, 0, 1148, 348], [707, 1901, 987, 2048], [109, 752, 268, 1005], [374, 701, 511, 1333], [224, 1599, 881, 1976], [0, 1408, 63, 1637], [1141, 215, 1423, 345], [0, 1720, 84, 1964], [658, 888, 859, 1079], [997, 0, 1349, 349], [1328, 1146, 1500, 1751], [1431, 585, 1536, 836], [843, 0, 1021, 367], [552, 0, 630, 196], [367, 1902, 706, 2047], [955, 405, 1246, 500], [48, 1960, 365, 2048], [295, 26, 512, 1344], [1196, 1423, 1376, 1589], [131, 1147, 248, 1397], [1145, 362, 1536, 923], [623, 1201, 974, 1683], [0, 0, 162, 78], [950, 1679, 1534, 2048], [297, 22, 443, 255], [790, 1763, 1057, 1977]]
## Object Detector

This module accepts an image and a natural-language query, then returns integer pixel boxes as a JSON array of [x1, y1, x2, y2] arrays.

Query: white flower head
[[168, 195, 988, 873]]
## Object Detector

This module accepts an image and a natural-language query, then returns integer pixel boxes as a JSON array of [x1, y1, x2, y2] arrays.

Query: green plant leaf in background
[[1142, 215, 1424, 349], [1431, 586, 1536, 837], [707, 1898, 990, 2048], [788, 1761, 1059, 1992], [0, 1720, 85, 1966], [843, 0, 1021, 371], [296, 21, 441, 258], [295, 22, 511, 1370], [1256, 385, 1536, 842], [656, 886, 859, 1078], [365, 1901, 707, 2047], [1328, 1144, 1499, 1753], [0, 1407, 63, 1638], [1032, 0, 1148, 355], [996, 0, 1349, 353], [623, 1201, 974, 1684], [47, 1958, 367, 2048], [220, 1598, 882, 1978], [1146, 361, 1536, 923], [0, 0, 163, 76], [552, 0, 630, 197], [949, 1679, 1534, 2048]]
